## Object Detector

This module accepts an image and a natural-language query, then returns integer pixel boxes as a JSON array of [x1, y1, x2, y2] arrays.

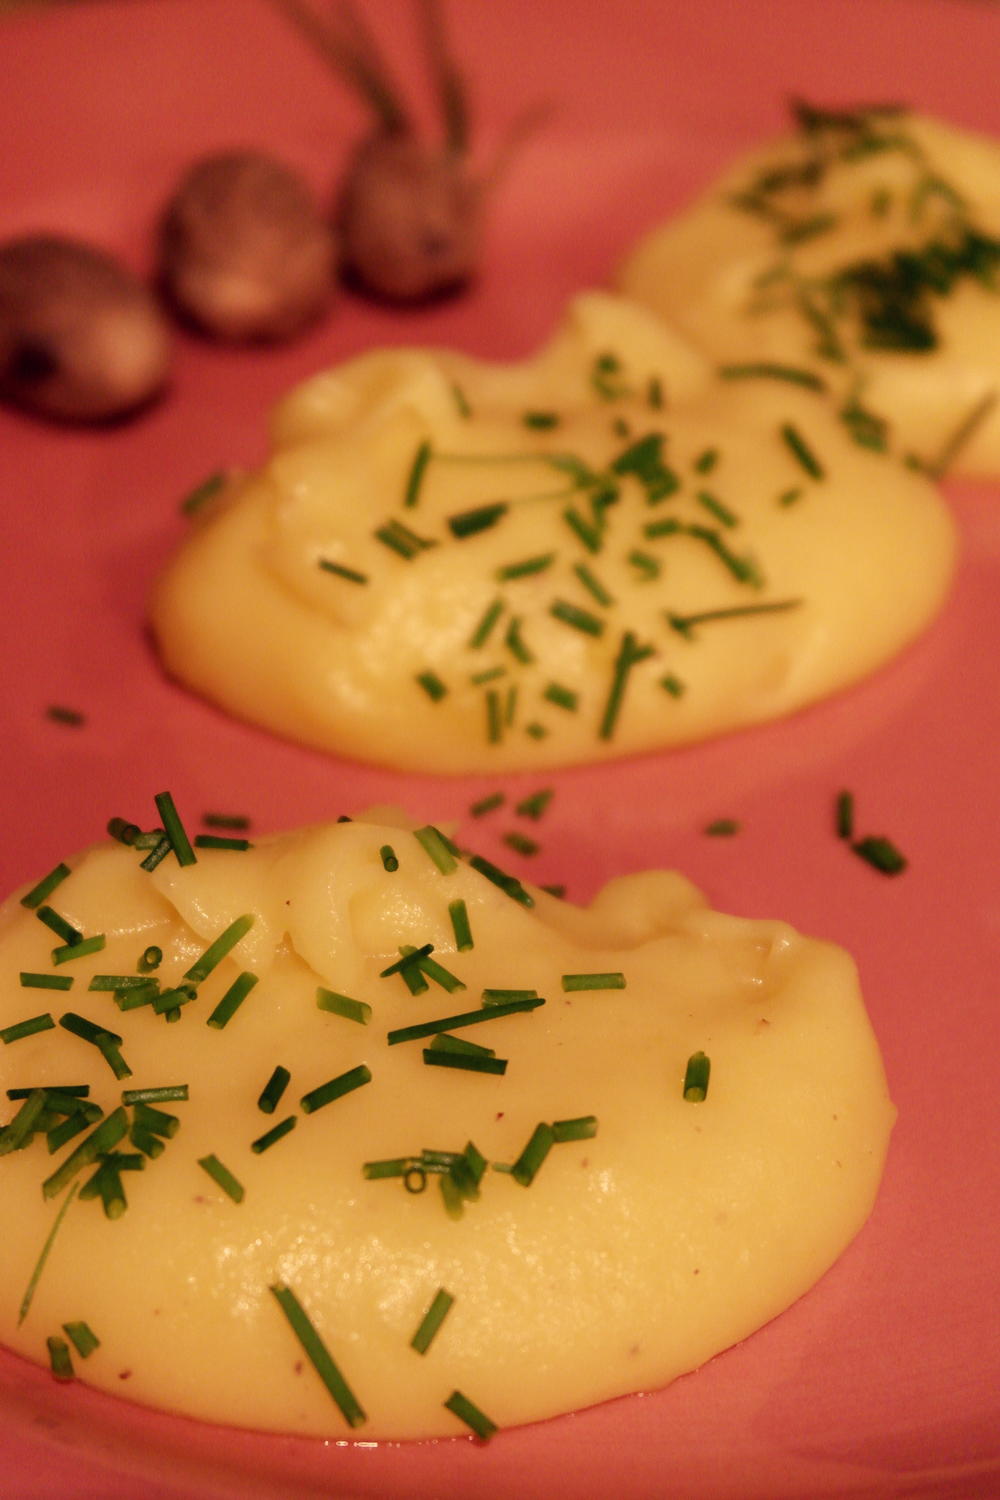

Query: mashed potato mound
[[0, 811, 894, 1439]]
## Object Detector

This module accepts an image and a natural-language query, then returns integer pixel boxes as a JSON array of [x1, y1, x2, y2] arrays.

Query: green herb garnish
[[300, 1064, 372, 1114], [154, 791, 197, 867], [444, 1389, 497, 1441], [20, 862, 71, 911], [316, 988, 371, 1025], [206, 971, 258, 1029], [560, 972, 625, 991], [0, 1013, 56, 1044], [270, 1283, 367, 1428], [852, 835, 907, 874], [318, 558, 368, 585], [185, 913, 254, 984], [197, 1154, 244, 1203], [705, 819, 741, 836], [251, 1117, 297, 1154], [410, 1287, 454, 1354], [62, 1321, 99, 1359], [683, 1051, 711, 1102], [387, 994, 544, 1047], [18, 974, 72, 992]]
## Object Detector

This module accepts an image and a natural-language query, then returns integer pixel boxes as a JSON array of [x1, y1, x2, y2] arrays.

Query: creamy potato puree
[[0, 813, 894, 1439], [619, 107, 1000, 476], [151, 292, 955, 773]]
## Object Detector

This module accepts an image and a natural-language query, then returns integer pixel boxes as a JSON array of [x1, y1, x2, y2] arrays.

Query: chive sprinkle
[[35, 906, 82, 947], [42, 1108, 127, 1199], [19, 974, 72, 992], [185, 914, 254, 984], [300, 1064, 372, 1114], [387, 994, 544, 1046], [46, 705, 85, 727], [468, 597, 504, 648], [444, 1389, 497, 1442], [197, 1154, 245, 1203], [543, 682, 578, 711], [704, 818, 741, 836], [206, 971, 258, 1029], [416, 670, 448, 702], [851, 835, 907, 875], [410, 1288, 454, 1354], [496, 552, 555, 580], [0, 1013, 56, 1044], [511, 1121, 555, 1185], [780, 423, 825, 480], [423, 1048, 508, 1075], [696, 490, 739, 528], [154, 791, 197, 867], [270, 1283, 366, 1428], [380, 944, 434, 981], [469, 791, 504, 817], [62, 1321, 99, 1359], [20, 862, 71, 911], [550, 599, 605, 637], [552, 1115, 598, 1142], [251, 1116, 296, 1153], [683, 1051, 711, 1102], [257, 1066, 291, 1115], [599, 631, 654, 740], [413, 825, 459, 874], [193, 835, 252, 851], [428, 1033, 495, 1057], [318, 558, 368, 585], [380, 844, 399, 871], [316, 988, 371, 1025], [660, 673, 685, 696], [49, 1113, 94, 1154], [8, 1085, 89, 1101], [481, 988, 539, 1005], [502, 831, 538, 857], [560, 972, 625, 991], [666, 598, 802, 638], [139, 836, 172, 873], [836, 790, 855, 840], [121, 1085, 189, 1105], [468, 854, 534, 907], [404, 440, 432, 508], [448, 501, 508, 538], [52, 933, 106, 965], [448, 898, 473, 951], [202, 813, 251, 831], [180, 470, 226, 516], [47, 1335, 74, 1382], [719, 362, 827, 391], [374, 518, 436, 558], [59, 1012, 123, 1047]]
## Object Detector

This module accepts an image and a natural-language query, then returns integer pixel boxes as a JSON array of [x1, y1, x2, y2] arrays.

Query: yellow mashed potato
[[0, 810, 894, 1439], [151, 291, 955, 773], [619, 105, 1000, 476]]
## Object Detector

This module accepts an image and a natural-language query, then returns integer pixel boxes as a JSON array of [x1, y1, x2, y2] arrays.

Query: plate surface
[[1, 1, 998, 1496]]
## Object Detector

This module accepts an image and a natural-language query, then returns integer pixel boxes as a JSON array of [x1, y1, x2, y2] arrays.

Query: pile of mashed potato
[[0, 810, 894, 1438]]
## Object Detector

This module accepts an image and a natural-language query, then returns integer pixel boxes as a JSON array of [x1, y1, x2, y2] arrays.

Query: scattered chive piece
[[404, 439, 432, 508], [35, 907, 82, 947], [197, 1154, 245, 1203], [139, 835, 172, 873], [52, 933, 106, 965], [778, 486, 803, 507], [660, 672, 686, 697], [387, 994, 544, 1046], [154, 791, 197, 868], [318, 558, 368, 585], [20, 863, 71, 910], [269, 1283, 366, 1428], [696, 490, 739, 528], [448, 501, 508, 539], [8, 1085, 89, 1101], [87, 974, 152, 992], [62, 1321, 99, 1359], [599, 631, 655, 741], [694, 447, 719, 474], [496, 552, 554, 580], [481, 988, 539, 1005], [448, 898, 474, 951], [251, 1116, 297, 1154], [0, 1088, 48, 1155], [469, 791, 504, 817], [562, 504, 602, 554], [666, 598, 802, 638], [413, 825, 458, 875], [851, 836, 907, 875], [503, 831, 539, 857], [193, 835, 252, 851], [46, 705, 85, 727], [1, 1013, 56, 1044], [380, 844, 399, 872], [59, 1012, 123, 1046], [540, 883, 566, 898], [151, 983, 197, 1017], [470, 665, 506, 686], [451, 382, 471, 418], [524, 721, 548, 739], [444, 1389, 497, 1442], [363, 1156, 412, 1180], [552, 1115, 598, 1142], [683, 1051, 711, 1102], [206, 971, 258, 1029], [374, 518, 436, 559], [503, 616, 533, 665], [19, 974, 72, 992], [550, 599, 605, 637], [572, 562, 614, 608], [380, 944, 434, 981], [719, 362, 827, 391], [107, 818, 141, 846], [468, 853, 534, 907], [468, 597, 504, 649], [836, 790, 855, 840], [423, 1048, 508, 1075], [139, 946, 163, 973], [647, 374, 664, 408], [410, 1288, 454, 1354], [257, 1066, 291, 1115], [180, 470, 226, 516], [42, 1108, 127, 1200], [781, 423, 825, 480], [522, 409, 559, 429], [428, 1033, 495, 1057], [316, 989, 371, 1025], [47, 1335, 74, 1382], [203, 813, 251, 831], [133, 1101, 179, 1138], [704, 819, 741, 836], [543, 682, 578, 712], [627, 548, 660, 579], [485, 688, 503, 745], [121, 1086, 189, 1105], [515, 788, 553, 821], [511, 1121, 555, 1186], [130, 1126, 165, 1160], [560, 972, 625, 991], [300, 1064, 372, 1115], [48, 1112, 94, 1154], [185, 913, 254, 984], [415, 670, 448, 702]]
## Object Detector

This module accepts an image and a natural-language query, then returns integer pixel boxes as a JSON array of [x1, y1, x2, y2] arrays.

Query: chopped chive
[[470, 791, 504, 817], [374, 518, 436, 558], [778, 487, 803, 506], [152, 983, 198, 1016], [35, 906, 82, 947], [387, 994, 544, 1046], [59, 1012, 123, 1047], [448, 899, 473, 951], [379, 844, 399, 871], [643, 516, 682, 540], [97, 1037, 132, 1081], [269, 1283, 366, 1428], [428, 1032, 495, 1057], [562, 505, 602, 553], [154, 791, 197, 867], [627, 549, 661, 579], [423, 1048, 508, 1075], [496, 552, 555, 580], [112, 980, 160, 1013], [46, 705, 85, 727], [647, 375, 664, 409], [318, 558, 368, 585], [185, 913, 254, 984], [8, 1085, 89, 1101], [470, 666, 506, 686], [0, 1088, 49, 1155], [19, 973, 72, 992], [139, 835, 172, 873], [468, 597, 504, 649], [62, 1321, 99, 1359], [380, 944, 434, 982], [48, 1112, 93, 1153], [133, 1101, 180, 1138], [836, 790, 855, 840], [694, 447, 719, 475], [416, 671, 448, 702], [404, 440, 432, 508], [47, 1335, 74, 1382], [87, 974, 153, 992], [410, 1288, 454, 1354], [107, 818, 141, 846], [42, 1108, 127, 1199], [316, 988, 371, 1025], [685, 524, 761, 585], [130, 1125, 165, 1159], [718, 362, 827, 391], [512, 1122, 555, 1185], [180, 469, 226, 516], [300, 1064, 372, 1115], [851, 835, 907, 875], [696, 490, 739, 528], [193, 835, 252, 851], [541, 883, 566, 898], [599, 630, 655, 741], [413, 825, 458, 875], [503, 615, 534, 666], [571, 562, 614, 608], [485, 688, 503, 744], [139, 946, 163, 973], [363, 1156, 413, 1180], [503, 831, 539, 857], [660, 672, 685, 697], [560, 972, 625, 991], [203, 813, 251, 831], [523, 409, 559, 430], [197, 1154, 245, 1203], [550, 598, 605, 637], [552, 1115, 598, 1142], [512, 790, 550, 824], [666, 598, 802, 638], [683, 1051, 711, 1102], [543, 682, 578, 712], [451, 382, 471, 418], [481, 988, 539, 1005], [444, 1389, 497, 1441], [524, 721, 548, 739], [206, 971, 258, 1029], [20, 863, 71, 911], [448, 501, 508, 539], [251, 1116, 297, 1153], [1, 1012, 56, 1044], [468, 853, 534, 907], [921, 389, 998, 480], [780, 423, 825, 480], [51, 933, 106, 965], [704, 819, 741, 836], [121, 1085, 189, 1105]]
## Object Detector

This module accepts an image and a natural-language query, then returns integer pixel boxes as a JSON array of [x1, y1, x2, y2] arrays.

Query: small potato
[[0, 234, 171, 423], [159, 150, 337, 341]]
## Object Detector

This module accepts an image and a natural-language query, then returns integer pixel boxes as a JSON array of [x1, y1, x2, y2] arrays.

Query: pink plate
[[1, 1, 998, 1496]]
